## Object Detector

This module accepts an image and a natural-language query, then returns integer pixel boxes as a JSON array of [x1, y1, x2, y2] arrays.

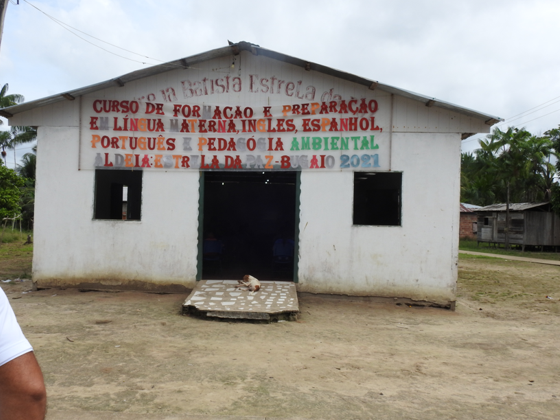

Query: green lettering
[[312, 137, 322, 150], [301, 137, 310, 150], [370, 135, 379, 150], [323, 137, 329, 151], [330, 137, 339, 150], [360, 136, 369, 150], [340, 137, 349, 150], [352, 136, 360, 150], [290, 137, 300, 151]]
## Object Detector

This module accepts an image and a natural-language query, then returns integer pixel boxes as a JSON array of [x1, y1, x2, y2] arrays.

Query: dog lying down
[[236, 275, 261, 295]]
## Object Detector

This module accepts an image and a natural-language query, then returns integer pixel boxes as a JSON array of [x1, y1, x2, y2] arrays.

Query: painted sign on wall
[[80, 79, 390, 171]]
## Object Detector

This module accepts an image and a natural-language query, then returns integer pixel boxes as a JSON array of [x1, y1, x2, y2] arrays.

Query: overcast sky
[[1, 0, 560, 169]]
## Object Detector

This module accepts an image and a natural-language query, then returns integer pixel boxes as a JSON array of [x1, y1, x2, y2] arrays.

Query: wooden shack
[[476, 203, 560, 250]]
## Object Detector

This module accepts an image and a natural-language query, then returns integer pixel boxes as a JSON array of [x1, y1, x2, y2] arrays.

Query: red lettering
[[173, 104, 182, 117], [104, 153, 113, 167], [234, 106, 243, 119], [274, 138, 284, 151], [243, 107, 254, 118], [93, 100, 103, 113], [145, 102, 156, 114], [281, 155, 291, 169], [311, 119, 321, 132], [90, 117, 99, 130]]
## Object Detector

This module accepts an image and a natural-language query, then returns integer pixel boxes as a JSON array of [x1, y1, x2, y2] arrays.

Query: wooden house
[[476, 202, 560, 250]]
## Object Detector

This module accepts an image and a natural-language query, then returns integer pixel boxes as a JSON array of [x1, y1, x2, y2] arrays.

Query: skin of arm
[[0, 351, 46, 420]]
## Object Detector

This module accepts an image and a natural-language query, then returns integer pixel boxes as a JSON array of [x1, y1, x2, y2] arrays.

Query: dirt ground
[[1, 253, 560, 419]]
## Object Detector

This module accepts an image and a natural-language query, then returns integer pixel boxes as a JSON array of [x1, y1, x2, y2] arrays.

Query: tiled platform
[[182, 280, 299, 322]]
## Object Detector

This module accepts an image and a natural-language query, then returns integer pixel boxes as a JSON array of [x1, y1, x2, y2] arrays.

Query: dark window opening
[[94, 169, 142, 220], [353, 172, 401, 226], [202, 171, 297, 280], [484, 217, 489, 226]]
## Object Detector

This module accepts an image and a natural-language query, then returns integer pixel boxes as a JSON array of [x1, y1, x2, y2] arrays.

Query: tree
[[0, 83, 24, 125], [0, 126, 36, 166], [546, 126, 560, 216], [16, 147, 36, 229], [0, 163, 24, 222], [17, 148, 36, 180]]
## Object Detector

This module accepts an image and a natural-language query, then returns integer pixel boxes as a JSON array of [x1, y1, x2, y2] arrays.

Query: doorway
[[198, 171, 299, 281]]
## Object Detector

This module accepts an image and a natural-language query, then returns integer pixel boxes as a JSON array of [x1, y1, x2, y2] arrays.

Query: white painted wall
[[34, 124, 200, 289], [297, 133, 461, 304]]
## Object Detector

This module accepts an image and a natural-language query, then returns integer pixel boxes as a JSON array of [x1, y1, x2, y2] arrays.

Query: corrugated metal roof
[[0, 41, 503, 125], [460, 203, 482, 212], [476, 202, 550, 212]]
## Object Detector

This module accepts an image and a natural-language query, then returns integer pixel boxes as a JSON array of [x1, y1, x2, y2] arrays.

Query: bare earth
[[2, 254, 560, 420]]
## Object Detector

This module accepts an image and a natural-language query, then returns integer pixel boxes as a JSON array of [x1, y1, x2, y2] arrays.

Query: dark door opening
[[201, 171, 298, 281]]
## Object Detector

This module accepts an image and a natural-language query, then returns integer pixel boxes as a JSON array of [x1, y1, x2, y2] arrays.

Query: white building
[[0, 42, 500, 308]]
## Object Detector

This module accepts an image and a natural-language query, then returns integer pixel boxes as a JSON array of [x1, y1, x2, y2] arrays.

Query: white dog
[[237, 275, 261, 295]]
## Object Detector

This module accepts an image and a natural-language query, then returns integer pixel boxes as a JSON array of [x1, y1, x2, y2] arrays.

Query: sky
[[1, 0, 560, 169]]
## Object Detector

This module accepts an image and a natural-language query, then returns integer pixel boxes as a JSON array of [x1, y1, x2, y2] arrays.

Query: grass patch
[[0, 228, 32, 244], [0, 243, 33, 280], [459, 239, 560, 261], [458, 253, 500, 260], [457, 257, 560, 305]]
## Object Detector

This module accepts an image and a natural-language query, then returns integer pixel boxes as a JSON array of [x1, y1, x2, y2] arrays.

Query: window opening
[[353, 172, 402, 226], [94, 169, 142, 220]]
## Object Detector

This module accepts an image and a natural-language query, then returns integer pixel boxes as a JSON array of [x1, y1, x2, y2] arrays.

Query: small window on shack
[[94, 169, 142, 220], [353, 172, 402, 226]]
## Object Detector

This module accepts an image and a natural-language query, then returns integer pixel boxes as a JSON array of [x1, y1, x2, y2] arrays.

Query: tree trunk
[[0, 0, 9, 53], [505, 180, 510, 250]]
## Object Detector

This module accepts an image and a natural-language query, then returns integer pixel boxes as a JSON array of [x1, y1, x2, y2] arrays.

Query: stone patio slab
[[182, 280, 299, 322]]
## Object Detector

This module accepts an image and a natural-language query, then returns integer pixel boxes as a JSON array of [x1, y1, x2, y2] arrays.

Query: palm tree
[[0, 83, 24, 126], [0, 126, 36, 166], [485, 127, 534, 249], [522, 135, 555, 202], [17, 146, 36, 230], [17, 148, 36, 180]]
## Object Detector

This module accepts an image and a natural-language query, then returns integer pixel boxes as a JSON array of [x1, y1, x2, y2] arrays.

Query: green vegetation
[[462, 127, 557, 206], [457, 257, 560, 305], [1, 83, 36, 229], [0, 242, 33, 280], [459, 238, 560, 261]]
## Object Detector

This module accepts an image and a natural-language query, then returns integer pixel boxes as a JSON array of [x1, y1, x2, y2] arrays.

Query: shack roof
[[0, 41, 502, 128], [477, 202, 551, 212], [460, 203, 482, 212]]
